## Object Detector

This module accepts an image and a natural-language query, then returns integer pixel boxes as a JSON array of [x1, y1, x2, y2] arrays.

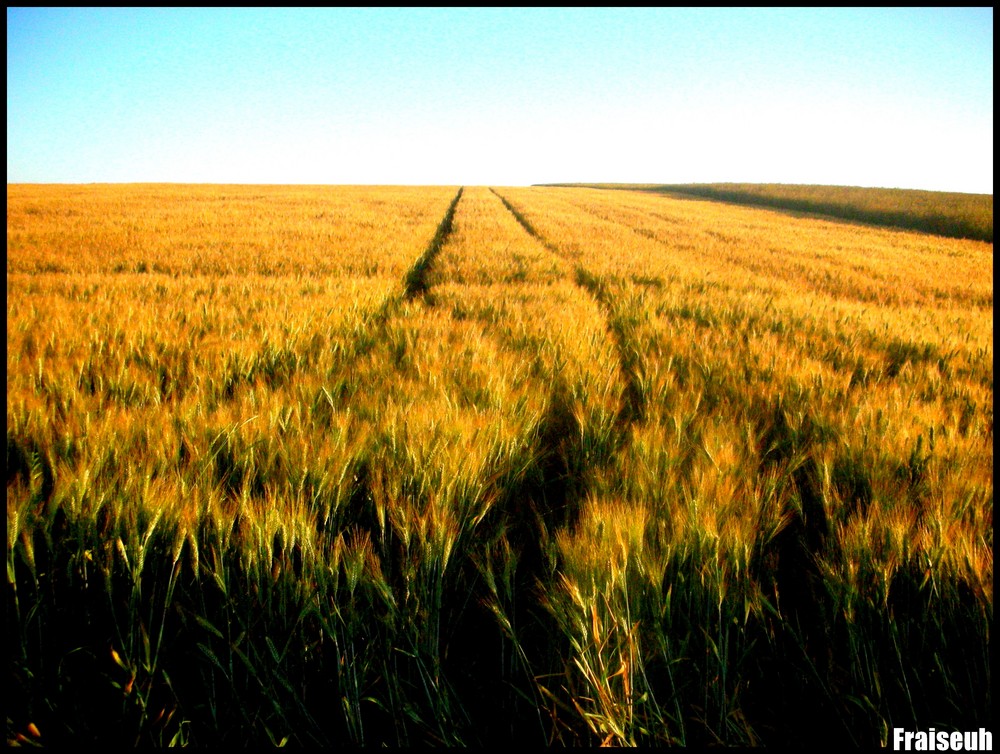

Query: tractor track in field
[[490, 188, 645, 428], [403, 187, 464, 301], [352, 187, 464, 344]]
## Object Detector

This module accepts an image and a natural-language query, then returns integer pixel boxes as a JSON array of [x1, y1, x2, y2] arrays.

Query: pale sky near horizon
[[6, 7, 994, 193]]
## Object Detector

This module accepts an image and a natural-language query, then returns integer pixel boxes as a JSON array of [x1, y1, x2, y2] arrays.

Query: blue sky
[[6, 7, 994, 192]]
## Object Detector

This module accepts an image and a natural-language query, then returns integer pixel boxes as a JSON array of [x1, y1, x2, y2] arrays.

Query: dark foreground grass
[[6, 481, 992, 747]]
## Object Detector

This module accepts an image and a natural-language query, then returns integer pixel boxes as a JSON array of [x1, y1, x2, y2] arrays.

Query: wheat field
[[6, 183, 992, 747]]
